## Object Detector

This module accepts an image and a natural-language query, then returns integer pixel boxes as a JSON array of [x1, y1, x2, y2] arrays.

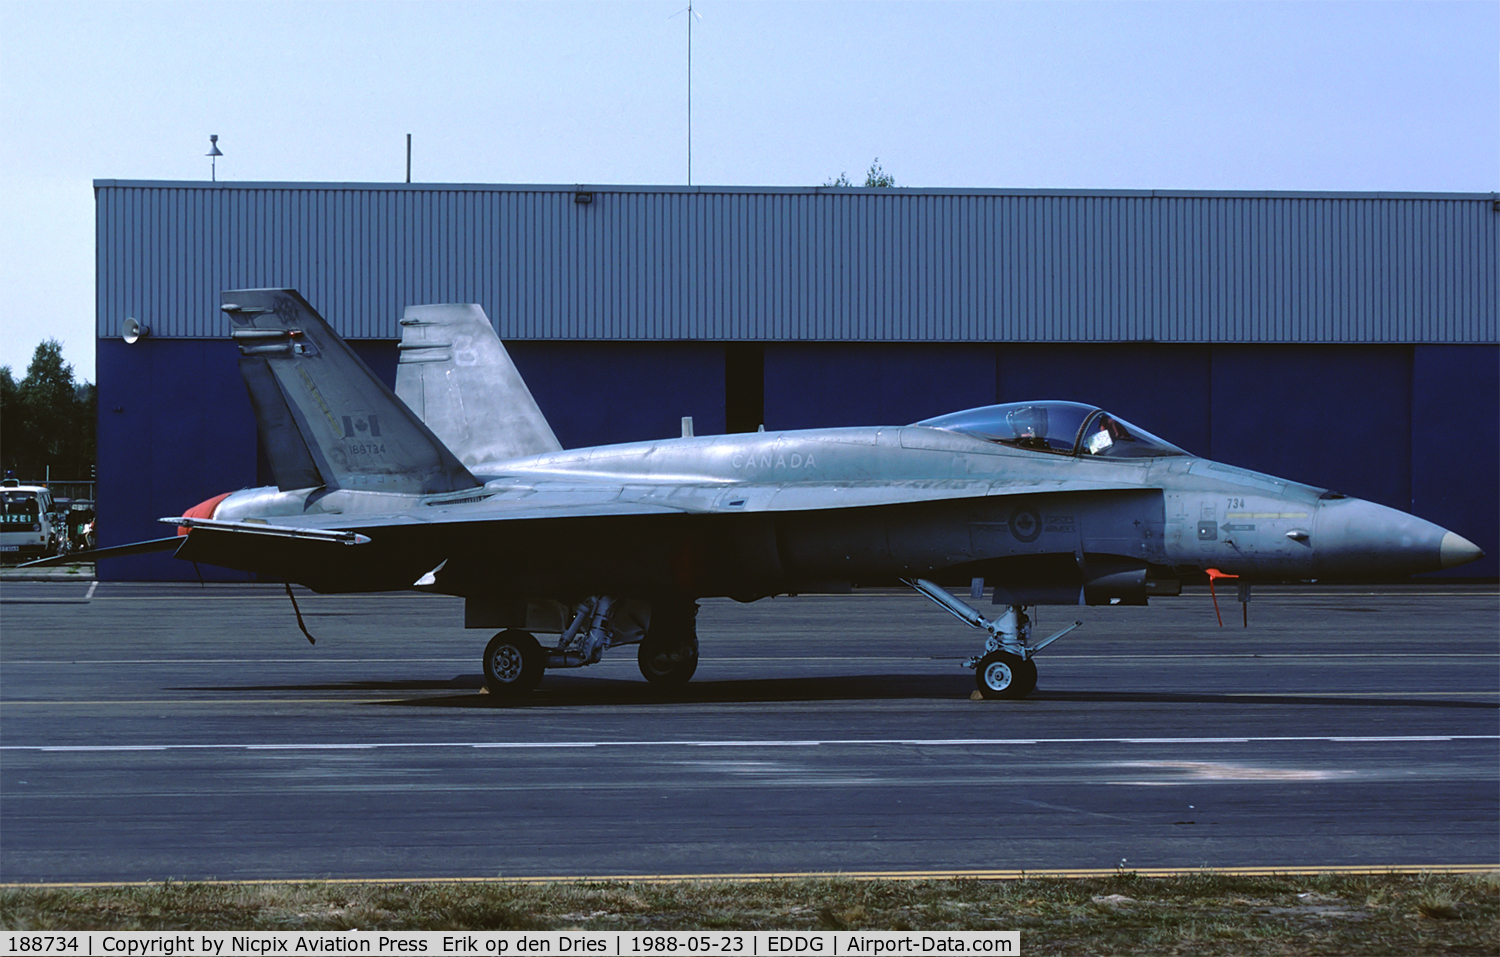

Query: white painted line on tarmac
[[2, 658, 475, 664], [4, 654, 1496, 666], [5, 734, 1495, 753]]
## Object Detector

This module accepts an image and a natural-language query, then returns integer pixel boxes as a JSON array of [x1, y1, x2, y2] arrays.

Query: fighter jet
[[49, 289, 1483, 699]]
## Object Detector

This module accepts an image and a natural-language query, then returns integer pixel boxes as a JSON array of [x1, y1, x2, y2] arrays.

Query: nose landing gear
[[904, 577, 1081, 700]]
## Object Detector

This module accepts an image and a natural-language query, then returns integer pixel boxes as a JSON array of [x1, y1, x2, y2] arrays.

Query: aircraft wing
[[27, 476, 1145, 582], [183, 475, 1148, 531], [160, 475, 1152, 595]]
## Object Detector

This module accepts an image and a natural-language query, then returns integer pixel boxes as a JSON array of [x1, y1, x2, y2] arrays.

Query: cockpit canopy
[[915, 401, 1188, 458]]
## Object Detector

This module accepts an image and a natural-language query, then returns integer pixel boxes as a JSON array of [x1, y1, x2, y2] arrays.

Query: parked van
[[1, 483, 60, 561]]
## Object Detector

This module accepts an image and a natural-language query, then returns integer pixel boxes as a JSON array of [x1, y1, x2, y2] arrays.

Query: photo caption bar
[[6, 931, 1022, 956]]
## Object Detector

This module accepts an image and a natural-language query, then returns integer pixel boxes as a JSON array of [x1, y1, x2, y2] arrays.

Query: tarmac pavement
[[1, 579, 1495, 883]]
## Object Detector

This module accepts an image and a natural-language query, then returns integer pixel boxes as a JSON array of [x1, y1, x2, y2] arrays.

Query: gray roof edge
[[91, 180, 1500, 201]]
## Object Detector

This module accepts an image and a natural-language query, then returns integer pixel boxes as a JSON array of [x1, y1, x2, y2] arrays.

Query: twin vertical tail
[[394, 302, 562, 468], [224, 289, 480, 495]]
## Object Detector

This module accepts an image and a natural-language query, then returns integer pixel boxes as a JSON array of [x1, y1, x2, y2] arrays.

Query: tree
[[0, 365, 18, 475], [824, 157, 897, 188], [862, 158, 896, 187], [0, 340, 96, 480]]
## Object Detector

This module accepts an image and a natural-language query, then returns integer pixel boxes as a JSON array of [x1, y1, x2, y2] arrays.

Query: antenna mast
[[688, 0, 692, 186], [673, 2, 702, 186]]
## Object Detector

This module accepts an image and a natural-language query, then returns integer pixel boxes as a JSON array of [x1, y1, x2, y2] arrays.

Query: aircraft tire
[[976, 650, 1037, 700], [483, 629, 545, 696], [638, 605, 700, 686]]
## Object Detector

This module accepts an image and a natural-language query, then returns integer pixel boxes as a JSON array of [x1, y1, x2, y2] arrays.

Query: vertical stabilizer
[[395, 303, 562, 466], [224, 289, 480, 495]]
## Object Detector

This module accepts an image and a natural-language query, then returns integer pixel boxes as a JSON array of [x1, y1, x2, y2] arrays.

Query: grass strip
[[3, 872, 1497, 955]]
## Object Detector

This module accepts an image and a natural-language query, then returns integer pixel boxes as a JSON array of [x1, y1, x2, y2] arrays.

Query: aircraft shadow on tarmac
[[168, 674, 1500, 710]]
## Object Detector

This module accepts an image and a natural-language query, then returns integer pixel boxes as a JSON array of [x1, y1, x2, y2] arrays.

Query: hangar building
[[93, 181, 1499, 579]]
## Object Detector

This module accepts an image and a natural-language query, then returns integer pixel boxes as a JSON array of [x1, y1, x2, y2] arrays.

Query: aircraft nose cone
[[1440, 531, 1484, 569], [1314, 497, 1475, 579]]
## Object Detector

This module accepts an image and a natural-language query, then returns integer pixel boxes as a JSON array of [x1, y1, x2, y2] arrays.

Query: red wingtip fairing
[[177, 492, 233, 536]]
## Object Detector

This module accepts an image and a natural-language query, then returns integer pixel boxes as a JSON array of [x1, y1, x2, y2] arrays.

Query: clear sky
[[2, 0, 1496, 382]]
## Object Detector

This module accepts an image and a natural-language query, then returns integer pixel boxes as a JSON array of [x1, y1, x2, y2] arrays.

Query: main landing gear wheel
[[638, 603, 700, 687], [976, 650, 1037, 700], [638, 634, 699, 686], [483, 629, 545, 697]]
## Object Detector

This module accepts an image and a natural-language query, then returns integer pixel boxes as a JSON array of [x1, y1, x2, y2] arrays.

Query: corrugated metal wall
[[95, 182, 1498, 343]]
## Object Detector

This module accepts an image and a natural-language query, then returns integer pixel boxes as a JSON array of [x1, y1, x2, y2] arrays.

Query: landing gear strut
[[477, 597, 702, 697], [904, 578, 1081, 700]]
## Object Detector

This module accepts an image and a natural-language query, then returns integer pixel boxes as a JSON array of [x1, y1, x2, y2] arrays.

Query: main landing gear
[[904, 578, 1081, 700], [480, 597, 700, 698]]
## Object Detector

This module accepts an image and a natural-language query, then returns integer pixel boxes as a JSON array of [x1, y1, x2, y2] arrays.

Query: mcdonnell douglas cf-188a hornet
[[46, 289, 1484, 699]]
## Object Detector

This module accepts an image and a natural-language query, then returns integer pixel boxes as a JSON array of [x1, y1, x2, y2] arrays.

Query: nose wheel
[[975, 650, 1037, 699]]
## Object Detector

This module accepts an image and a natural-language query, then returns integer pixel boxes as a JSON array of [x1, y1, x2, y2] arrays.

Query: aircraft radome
[[37, 289, 1484, 700]]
